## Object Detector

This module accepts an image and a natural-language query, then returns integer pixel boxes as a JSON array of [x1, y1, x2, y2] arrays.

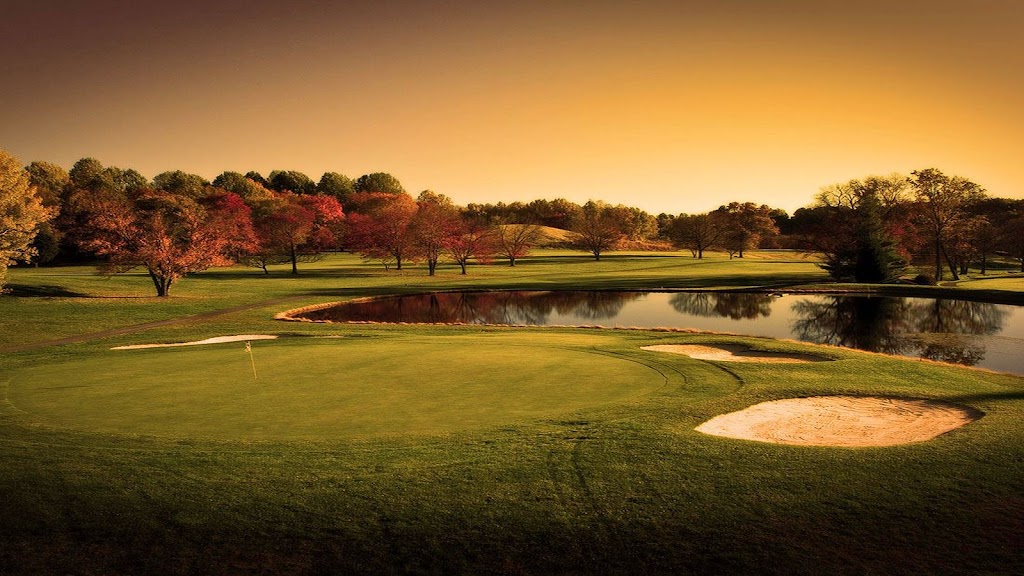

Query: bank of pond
[[292, 290, 1024, 375]]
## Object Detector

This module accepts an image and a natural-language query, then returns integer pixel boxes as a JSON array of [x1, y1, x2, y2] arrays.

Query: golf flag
[[245, 341, 257, 379]]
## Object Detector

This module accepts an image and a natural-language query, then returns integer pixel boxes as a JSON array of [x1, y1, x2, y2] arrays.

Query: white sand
[[642, 344, 828, 363], [695, 396, 980, 447], [112, 335, 278, 350]]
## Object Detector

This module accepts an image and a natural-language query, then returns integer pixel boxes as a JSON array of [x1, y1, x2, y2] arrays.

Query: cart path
[[0, 296, 305, 354]]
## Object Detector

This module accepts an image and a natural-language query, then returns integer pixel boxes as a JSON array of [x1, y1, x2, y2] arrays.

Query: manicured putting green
[[7, 337, 665, 440]]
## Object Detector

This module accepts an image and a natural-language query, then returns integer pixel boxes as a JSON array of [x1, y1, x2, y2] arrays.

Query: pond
[[295, 291, 1024, 375]]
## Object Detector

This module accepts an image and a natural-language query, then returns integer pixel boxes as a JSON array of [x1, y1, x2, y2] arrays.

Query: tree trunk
[[396, 254, 403, 270], [459, 260, 467, 275], [980, 254, 987, 275], [290, 245, 298, 275], [934, 238, 944, 281], [697, 248, 703, 259], [593, 250, 601, 261], [508, 256, 516, 267], [148, 269, 171, 297], [428, 258, 437, 276], [942, 246, 959, 281]]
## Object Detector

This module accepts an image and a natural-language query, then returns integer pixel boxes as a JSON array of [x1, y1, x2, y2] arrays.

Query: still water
[[297, 291, 1024, 374]]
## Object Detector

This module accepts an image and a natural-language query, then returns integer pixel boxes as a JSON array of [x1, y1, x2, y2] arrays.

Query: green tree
[[212, 171, 275, 202], [152, 170, 208, 197], [268, 170, 316, 194], [354, 172, 405, 194], [1, 149, 54, 291], [317, 172, 355, 204]]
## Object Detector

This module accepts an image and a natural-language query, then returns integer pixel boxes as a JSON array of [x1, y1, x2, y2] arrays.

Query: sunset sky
[[2, 0, 1022, 215]]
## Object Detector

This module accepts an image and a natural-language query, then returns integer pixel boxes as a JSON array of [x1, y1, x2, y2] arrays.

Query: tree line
[[2, 148, 1023, 296]]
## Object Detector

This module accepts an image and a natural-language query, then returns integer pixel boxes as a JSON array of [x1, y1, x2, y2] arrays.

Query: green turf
[[7, 334, 672, 439], [1, 252, 1023, 574]]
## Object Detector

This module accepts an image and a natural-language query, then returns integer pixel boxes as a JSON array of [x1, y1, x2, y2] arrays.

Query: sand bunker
[[112, 335, 278, 350], [642, 344, 829, 363], [695, 396, 981, 447]]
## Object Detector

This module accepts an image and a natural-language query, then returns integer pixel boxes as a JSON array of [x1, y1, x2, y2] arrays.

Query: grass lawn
[[1, 252, 1023, 574]]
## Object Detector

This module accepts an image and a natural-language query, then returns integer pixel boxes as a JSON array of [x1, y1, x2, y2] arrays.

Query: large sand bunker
[[642, 343, 830, 363], [696, 396, 981, 447]]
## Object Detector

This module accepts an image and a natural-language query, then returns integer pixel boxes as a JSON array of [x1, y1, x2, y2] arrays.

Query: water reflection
[[790, 296, 1006, 366], [299, 291, 644, 325], [294, 290, 1021, 371], [670, 292, 775, 320]]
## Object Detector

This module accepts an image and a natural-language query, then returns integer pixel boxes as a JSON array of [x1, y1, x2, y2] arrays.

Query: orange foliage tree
[[77, 189, 256, 296]]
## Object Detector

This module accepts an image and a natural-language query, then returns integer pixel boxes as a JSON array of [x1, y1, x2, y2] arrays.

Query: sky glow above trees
[[2, 1, 1022, 214]]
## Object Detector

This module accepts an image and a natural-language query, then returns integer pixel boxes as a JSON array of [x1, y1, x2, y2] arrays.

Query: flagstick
[[246, 341, 258, 380]]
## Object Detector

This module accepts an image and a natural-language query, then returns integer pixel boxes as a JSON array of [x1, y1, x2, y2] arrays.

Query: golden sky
[[2, 0, 1022, 214]]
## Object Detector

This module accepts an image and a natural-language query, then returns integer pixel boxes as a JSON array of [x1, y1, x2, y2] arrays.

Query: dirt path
[[0, 296, 303, 354]]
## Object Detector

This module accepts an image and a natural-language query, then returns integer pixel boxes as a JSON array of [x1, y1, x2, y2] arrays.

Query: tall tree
[[256, 192, 344, 274], [25, 161, 70, 264], [712, 202, 778, 258], [445, 219, 494, 274], [354, 172, 405, 194], [346, 193, 418, 270], [572, 200, 625, 260], [493, 222, 542, 266], [1, 150, 54, 291], [152, 170, 208, 197], [410, 192, 460, 275], [268, 170, 316, 195], [317, 172, 355, 204], [909, 168, 986, 281], [212, 171, 275, 202], [670, 213, 721, 258], [75, 189, 255, 296]]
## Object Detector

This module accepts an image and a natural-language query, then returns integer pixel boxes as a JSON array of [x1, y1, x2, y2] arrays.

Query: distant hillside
[[496, 224, 579, 247]]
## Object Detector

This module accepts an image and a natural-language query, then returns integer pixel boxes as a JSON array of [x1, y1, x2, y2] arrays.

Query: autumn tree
[[410, 191, 461, 275], [909, 168, 986, 281], [1, 150, 54, 291], [712, 202, 778, 258], [794, 176, 907, 282], [255, 192, 345, 274], [445, 219, 494, 274], [345, 192, 418, 270], [1000, 216, 1024, 272], [571, 200, 626, 260], [76, 189, 255, 296], [670, 213, 721, 258], [493, 222, 543, 266]]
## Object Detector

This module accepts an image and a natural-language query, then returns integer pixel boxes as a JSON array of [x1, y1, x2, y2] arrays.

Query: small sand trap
[[642, 344, 829, 363], [696, 396, 981, 447], [112, 335, 278, 350]]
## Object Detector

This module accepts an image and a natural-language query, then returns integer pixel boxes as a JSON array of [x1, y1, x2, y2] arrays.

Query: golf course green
[[2, 252, 1022, 574]]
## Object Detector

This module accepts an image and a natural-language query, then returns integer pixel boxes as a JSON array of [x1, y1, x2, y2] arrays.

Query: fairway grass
[[8, 335, 671, 439], [2, 254, 1023, 574]]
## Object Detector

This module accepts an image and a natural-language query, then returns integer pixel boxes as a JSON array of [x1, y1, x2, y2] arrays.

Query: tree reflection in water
[[790, 296, 1006, 366], [299, 291, 644, 325], [295, 291, 1015, 368], [669, 292, 775, 320]]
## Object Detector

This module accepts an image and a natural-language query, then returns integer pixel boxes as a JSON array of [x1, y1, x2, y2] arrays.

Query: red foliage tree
[[345, 193, 418, 270], [77, 189, 257, 296], [444, 219, 495, 274], [252, 192, 344, 274], [410, 195, 461, 275]]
